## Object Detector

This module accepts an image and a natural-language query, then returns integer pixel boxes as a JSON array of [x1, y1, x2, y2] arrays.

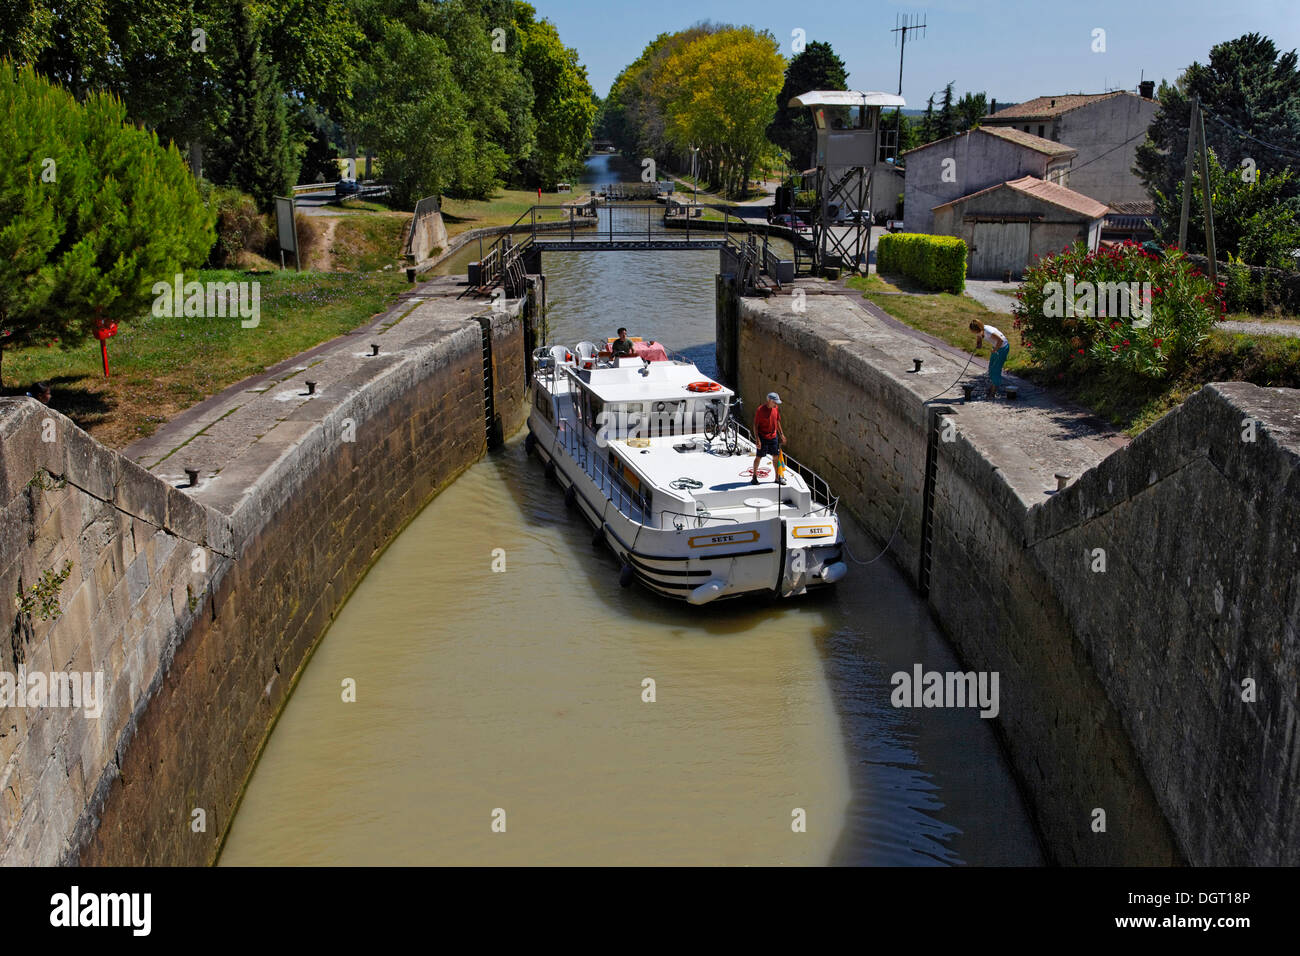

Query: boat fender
[[687, 579, 727, 605], [619, 563, 635, 588], [524, 431, 537, 455], [544, 458, 557, 481], [592, 525, 605, 548], [564, 484, 576, 508], [820, 561, 848, 584]]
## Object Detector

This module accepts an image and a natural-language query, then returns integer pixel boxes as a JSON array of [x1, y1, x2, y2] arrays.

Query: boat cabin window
[[598, 399, 696, 439]]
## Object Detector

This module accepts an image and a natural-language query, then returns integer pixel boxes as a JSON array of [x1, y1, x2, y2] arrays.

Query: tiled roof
[[900, 126, 1076, 159], [983, 91, 1150, 122], [1107, 199, 1156, 215], [933, 175, 1110, 219], [978, 126, 1077, 158]]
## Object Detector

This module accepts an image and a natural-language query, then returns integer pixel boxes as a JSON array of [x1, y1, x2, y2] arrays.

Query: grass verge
[[859, 282, 1300, 434], [2, 269, 408, 448]]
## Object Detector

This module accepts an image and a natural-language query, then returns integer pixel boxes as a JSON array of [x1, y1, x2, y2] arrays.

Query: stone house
[[979, 88, 1159, 206], [931, 176, 1109, 279], [902, 126, 1077, 234]]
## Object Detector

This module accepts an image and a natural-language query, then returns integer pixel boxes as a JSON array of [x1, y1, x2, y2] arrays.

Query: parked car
[[832, 208, 867, 224], [771, 213, 809, 232], [335, 178, 362, 198]]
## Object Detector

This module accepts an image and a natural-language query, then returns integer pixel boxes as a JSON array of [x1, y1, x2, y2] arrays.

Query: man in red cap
[[750, 392, 786, 485]]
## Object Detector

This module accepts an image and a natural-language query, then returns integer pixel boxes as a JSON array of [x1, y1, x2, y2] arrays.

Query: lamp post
[[690, 146, 699, 209]]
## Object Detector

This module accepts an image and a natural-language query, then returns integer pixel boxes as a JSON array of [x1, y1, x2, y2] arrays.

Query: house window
[[1037, 125, 1045, 138]]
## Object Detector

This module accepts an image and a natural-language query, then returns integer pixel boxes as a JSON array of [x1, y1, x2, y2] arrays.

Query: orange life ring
[[686, 381, 721, 392]]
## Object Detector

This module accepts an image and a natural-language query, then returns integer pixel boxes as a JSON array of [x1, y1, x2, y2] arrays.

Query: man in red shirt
[[750, 392, 786, 485]]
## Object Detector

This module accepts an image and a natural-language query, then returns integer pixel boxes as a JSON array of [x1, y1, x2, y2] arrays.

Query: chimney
[[990, 98, 997, 114], [1139, 79, 1155, 99]]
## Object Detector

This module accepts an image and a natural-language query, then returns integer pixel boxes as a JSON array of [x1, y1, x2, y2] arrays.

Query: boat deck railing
[[556, 413, 649, 525], [544, 395, 840, 526], [728, 419, 840, 517]]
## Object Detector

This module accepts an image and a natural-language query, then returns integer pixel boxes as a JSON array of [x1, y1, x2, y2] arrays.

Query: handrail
[[660, 508, 739, 531]]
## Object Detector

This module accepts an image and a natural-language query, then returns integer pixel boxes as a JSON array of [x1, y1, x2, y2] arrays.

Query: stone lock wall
[[733, 293, 1298, 865], [1, 304, 526, 866]]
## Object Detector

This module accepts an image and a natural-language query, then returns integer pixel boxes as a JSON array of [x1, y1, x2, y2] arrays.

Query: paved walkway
[[765, 286, 1128, 505], [124, 277, 482, 510]]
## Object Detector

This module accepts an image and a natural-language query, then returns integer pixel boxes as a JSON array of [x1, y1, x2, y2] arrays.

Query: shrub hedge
[[877, 233, 967, 293]]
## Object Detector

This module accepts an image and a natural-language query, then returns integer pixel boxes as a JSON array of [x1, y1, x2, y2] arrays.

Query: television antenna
[[891, 13, 927, 162]]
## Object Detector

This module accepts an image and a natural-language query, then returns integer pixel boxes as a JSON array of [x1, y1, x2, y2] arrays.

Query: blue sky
[[534, 0, 1300, 104]]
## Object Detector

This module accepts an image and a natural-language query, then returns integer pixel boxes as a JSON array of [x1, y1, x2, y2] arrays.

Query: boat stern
[[779, 517, 847, 596]]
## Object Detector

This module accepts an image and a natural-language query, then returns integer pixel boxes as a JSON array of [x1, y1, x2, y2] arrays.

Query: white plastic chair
[[549, 344, 572, 367], [575, 341, 599, 369]]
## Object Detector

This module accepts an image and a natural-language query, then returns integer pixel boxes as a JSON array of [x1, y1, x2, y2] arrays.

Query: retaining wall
[[0, 297, 527, 865], [732, 291, 1298, 864]]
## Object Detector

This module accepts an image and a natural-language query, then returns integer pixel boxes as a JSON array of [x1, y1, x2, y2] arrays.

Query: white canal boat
[[524, 342, 848, 604]]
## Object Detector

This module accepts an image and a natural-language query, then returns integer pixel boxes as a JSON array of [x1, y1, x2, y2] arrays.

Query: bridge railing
[[462, 202, 791, 296]]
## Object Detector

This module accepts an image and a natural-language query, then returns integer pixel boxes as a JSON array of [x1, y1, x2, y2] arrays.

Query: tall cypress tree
[[208, 2, 297, 211], [936, 83, 957, 139], [919, 93, 936, 144]]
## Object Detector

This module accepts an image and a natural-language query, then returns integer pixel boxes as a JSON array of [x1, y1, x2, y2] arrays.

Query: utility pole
[[891, 13, 926, 164], [1195, 102, 1218, 284], [1177, 95, 1198, 250]]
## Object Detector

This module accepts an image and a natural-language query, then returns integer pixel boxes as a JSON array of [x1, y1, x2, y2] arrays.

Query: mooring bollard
[[185, 468, 199, 487], [1006, 386, 1018, 401], [962, 384, 974, 401], [1055, 473, 1070, 492], [371, 343, 380, 356], [305, 381, 317, 395], [912, 358, 923, 373]]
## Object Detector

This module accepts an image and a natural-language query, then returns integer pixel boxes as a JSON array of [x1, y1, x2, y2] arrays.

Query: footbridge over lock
[[459, 202, 794, 301]]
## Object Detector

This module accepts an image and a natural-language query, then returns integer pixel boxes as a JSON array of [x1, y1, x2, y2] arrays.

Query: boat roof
[[565, 361, 733, 404]]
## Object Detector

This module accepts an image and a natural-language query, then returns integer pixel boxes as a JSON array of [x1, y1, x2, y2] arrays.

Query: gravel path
[[1219, 320, 1300, 339], [963, 279, 1021, 314]]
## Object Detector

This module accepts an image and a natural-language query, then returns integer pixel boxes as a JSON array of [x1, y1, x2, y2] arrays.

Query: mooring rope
[[841, 500, 907, 565], [924, 349, 978, 404]]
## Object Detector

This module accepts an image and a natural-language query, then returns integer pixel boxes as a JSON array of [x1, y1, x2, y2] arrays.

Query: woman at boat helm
[[750, 392, 786, 485]]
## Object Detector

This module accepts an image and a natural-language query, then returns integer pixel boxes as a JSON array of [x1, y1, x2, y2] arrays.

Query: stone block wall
[[1, 307, 526, 865], [734, 294, 1298, 864]]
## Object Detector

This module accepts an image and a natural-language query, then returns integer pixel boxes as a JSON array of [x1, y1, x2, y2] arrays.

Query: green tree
[[919, 93, 936, 144], [0, 62, 213, 384], [1152, 149, 1300, 268], [206, 2, 297, 211], [662, 28, 785, 198], [516, 3, 596, 187], [767, 41, 848, 171], [935, 82, 957, 139], [1137, 34, 1300, 208], [354, 21, 474, 207], [955, 91, 987, 133]]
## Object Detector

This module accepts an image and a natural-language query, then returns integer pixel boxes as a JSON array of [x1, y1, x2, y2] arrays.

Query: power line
[[1200, 110, 1300, 160]]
